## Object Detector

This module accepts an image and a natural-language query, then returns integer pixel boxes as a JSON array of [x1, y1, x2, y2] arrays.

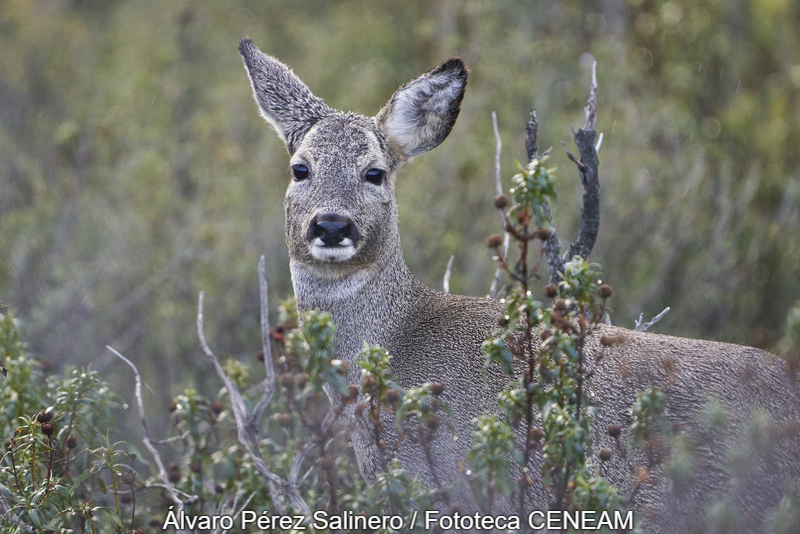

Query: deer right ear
[[238, 38, 332, 154], [376, 58, 468, 159]]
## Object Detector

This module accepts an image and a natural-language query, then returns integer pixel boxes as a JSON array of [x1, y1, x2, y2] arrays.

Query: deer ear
[[239, 38, 333, 154], [376, 58, 468, 159]]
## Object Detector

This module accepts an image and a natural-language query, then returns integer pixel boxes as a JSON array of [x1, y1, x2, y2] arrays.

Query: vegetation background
[[2, 0, 799, 439]]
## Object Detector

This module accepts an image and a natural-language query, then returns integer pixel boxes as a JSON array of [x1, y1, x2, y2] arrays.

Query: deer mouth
[[306, 213, 361, 262], [310, 239, 357, 262]]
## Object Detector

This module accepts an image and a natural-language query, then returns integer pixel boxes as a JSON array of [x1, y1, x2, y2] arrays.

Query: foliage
[[509, 157, 558, 228], [0, 308, 139, 533], [478, 155, 632, 523], [2, 2, 799, 529], [2, 2, 799, 431]]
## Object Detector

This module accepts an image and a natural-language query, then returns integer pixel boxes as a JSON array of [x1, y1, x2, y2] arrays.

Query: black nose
[[307, 214, 361, 246]]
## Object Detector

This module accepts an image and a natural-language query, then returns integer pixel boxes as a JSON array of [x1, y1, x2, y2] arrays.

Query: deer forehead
[[291, 114, 399, 178]]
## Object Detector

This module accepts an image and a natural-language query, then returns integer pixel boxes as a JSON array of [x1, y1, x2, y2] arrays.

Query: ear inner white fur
[[377, 58, 468, 159]]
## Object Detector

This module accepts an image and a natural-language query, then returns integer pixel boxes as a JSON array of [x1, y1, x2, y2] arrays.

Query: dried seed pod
[[361, 374, 377, 388], [599, 284, 613, 299], [494, 194, 508, 209], [599, 449, 612, 462], [543, 283, 558, 299], [121, 471, 136, 485], [386, 388, 400, 403], [167, 462, 181, 483], [269, 327, 285, 343], [321, 456, 335, 471], [280, 373, 294, 389], [608, 424, 622, 438], [427, 416, 441, 431], [485, 234, 503, 248], [429, 383, 445, 396], [41, 422, 55, 436], [66, 435, 78, 449], [211, 402, 224, 415], [37, 409, 53, 423]]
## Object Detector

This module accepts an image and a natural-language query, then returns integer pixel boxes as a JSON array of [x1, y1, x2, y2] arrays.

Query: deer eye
[[365, 168, 386, 185], [292, 164, 310, 181]]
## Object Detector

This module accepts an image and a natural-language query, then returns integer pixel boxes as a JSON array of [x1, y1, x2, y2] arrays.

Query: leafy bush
[[0, 309, 141, 533]]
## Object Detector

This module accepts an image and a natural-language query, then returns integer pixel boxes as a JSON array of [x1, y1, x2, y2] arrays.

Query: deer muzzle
[[307, 213, 361, 262]]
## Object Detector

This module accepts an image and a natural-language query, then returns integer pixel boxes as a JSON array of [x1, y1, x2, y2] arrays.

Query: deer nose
[[307, 214, 360, 246]]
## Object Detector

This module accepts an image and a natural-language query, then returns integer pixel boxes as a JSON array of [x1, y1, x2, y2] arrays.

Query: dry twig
[[106, 346, 187, 511], [197, 291, 298, 514], [489, 111, 511, 297], [443, 255, 454, 294], [249, 256, 276, 428]]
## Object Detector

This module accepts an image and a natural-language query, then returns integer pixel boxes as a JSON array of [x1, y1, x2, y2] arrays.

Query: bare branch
[[443, 255, 454, 294], [561, 142, 586, 171], [249, 256, 276, 428], [146, 484, 198, 502], [151, 433, 189, 445], [106, 346, 187, 510], [635, 307, 670, 332], [489, 111, 511, 298], [197, 292, 300, 515], [585, 61, 597, 131], [525, 109, 539, 161], [517, 108, 565, 285], [221, 492, 256, 534], [566, 63, 601, 263], [492, 111, 503, 197], [542, 205, 565, 285]]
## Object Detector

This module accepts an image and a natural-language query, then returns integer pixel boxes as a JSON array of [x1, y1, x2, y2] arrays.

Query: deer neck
[[290, 245, 429, 364]]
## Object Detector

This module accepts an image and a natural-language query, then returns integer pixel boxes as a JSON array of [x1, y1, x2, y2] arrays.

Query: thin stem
[[62, 399, 80, 455], [422, 431, 444, 496], [130, 483, 136, 531], [30, 438, 36, 493], [110, 465, 120, 520], [8, 446, 23, 494]]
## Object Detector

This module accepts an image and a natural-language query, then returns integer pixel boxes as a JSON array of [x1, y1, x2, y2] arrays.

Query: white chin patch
[[311, 239, 356, 262]]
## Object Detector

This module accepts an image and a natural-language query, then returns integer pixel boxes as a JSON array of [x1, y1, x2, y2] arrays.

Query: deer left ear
[[376, 58, 468, 159], [238, 38, 333, 154]]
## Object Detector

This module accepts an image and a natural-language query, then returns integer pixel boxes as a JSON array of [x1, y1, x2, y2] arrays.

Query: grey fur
[[239, 39, 800, 532]]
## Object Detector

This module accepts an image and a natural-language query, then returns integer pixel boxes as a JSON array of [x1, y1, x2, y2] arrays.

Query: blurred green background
[[2, 0, 799, 411]]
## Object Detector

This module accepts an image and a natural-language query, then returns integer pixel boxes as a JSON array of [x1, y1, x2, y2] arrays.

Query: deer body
[[239, 39, 800, 532]]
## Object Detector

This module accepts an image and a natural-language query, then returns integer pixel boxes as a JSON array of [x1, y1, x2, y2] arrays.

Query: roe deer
[[238, 38, 800, 532]]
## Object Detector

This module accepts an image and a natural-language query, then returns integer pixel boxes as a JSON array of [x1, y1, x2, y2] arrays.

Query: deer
[[238, 38, 800, 532]]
